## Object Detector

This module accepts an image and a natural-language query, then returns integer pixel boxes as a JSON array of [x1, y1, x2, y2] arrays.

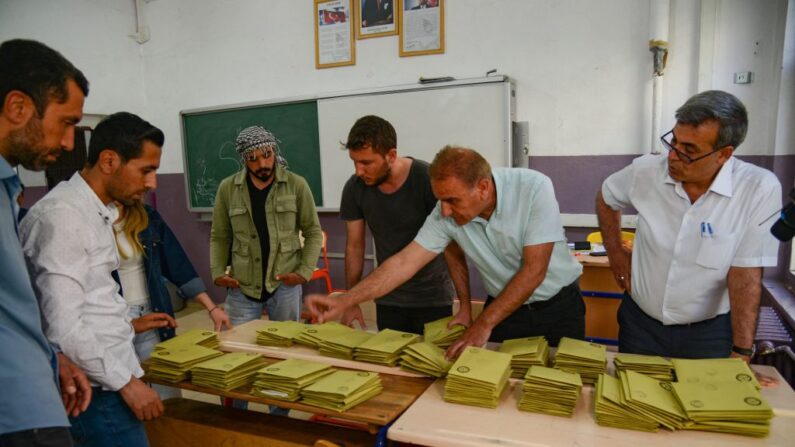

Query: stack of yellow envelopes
[[593, 373, 660, 432], [148, 345, 223, 383], [252, 358, 335, 402], [154, 329, 219, 351], [614, 353, 674, 381], [423, 316, 466, 348], [295, 322, 354, 348], [399, 341, 453, 377], [672, 358, 761, 389], [518, 365, 582, 417], [354, 329, 420, 366], [444, 347, 512, 409], [618, 370, 689, 430], [671, 380, 773, 437], [190, 352, 265, 391], [498, 336, 549, 378], [300, 370, 383, 412], [318, 331, 374, 359], [553, 337, 607, 384], [255, 321, 308, 347]]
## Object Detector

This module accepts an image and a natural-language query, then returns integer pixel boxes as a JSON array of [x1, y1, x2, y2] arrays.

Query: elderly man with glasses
[[595, 90, 781, 364]]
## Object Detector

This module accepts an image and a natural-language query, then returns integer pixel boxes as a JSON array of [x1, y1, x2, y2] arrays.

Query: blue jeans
[[127, 304, 181, 400], [224, 285, 301, 415], [69, 388, 148, 447], [618, 293, 732, 358]]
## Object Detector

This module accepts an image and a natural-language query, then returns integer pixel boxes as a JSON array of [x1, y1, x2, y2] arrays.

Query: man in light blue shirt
[[308, 146, 583, 358], [0, 39, 90, 446]]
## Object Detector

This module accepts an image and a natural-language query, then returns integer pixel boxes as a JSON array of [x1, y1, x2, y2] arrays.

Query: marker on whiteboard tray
[[419, 76, 455, 84]]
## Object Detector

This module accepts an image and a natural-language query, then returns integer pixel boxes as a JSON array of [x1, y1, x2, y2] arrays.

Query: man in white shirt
[[308, 146, 584, 358], [596, 90, 781, 362], [21, 112, 166, 447]]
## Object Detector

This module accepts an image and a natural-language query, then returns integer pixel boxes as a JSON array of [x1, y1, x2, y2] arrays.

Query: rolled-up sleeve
[[414, 203, 452, 254], [601, 163, 635, 211]]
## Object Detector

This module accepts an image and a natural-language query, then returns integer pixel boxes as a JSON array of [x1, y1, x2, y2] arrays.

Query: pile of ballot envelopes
[[295, 322, 355, 349], [354, 329, 420, 366], [553, 337, 607, 384], [423, 316, 466, 348], [444, 347, 512, 408], [148, 345, 223, 383], [255, 321, 308, 347], [300, 370, 383, 412], [518, 365, 582, 417], [498, 336, 549, 379], [318, 331, 374, 360], [154, 328, 220, 351], [613, 353, 674, 381], [190, 352, 265, 391], [252, 358, 335, 402], [399, 341, 453, 377]]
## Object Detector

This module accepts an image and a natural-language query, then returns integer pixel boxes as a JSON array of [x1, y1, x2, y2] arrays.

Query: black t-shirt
[[246, 174, 274, 301], [340, 158, 454, 307]]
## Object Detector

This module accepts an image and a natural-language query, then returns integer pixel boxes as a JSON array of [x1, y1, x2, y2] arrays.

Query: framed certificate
[[356, 0, 398, 39], [315, 0, 356, 68], [399, 0, 444, 57]]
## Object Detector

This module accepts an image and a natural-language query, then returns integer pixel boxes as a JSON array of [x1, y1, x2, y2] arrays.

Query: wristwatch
[[731, 344, 755, 357]]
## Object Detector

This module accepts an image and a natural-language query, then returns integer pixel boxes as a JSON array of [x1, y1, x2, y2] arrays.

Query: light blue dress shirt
[[0, 155, 69, 435], [415, 168, 582, 302]]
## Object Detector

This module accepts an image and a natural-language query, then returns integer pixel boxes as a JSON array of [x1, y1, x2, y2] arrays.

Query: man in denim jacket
[[210, 127, 322, 398]]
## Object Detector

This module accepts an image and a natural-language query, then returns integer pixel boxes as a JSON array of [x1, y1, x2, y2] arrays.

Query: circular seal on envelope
[[456, 366, 470, 374], [357, 372, 370, 377], [267, 327, 278, 332], [658, 382, 672, 391], [690, 400, 704, 408], [736, 373, 752, 382], [744, 397, 762, 406]]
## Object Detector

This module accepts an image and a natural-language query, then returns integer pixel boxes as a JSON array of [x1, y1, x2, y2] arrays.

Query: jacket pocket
[[276, 236, 302, 275], [231, 236, 253, 286], [275, 196, 297, 233], [695, 233, 736, 270]]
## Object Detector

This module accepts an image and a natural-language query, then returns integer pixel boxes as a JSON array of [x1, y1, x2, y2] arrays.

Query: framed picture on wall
[[399, 0, 444, 57], [356, 0, 398, 39], [315, 0, 356, 68]]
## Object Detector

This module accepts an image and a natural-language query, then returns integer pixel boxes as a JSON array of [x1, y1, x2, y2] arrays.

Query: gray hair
[[675, 90, 748, 150]]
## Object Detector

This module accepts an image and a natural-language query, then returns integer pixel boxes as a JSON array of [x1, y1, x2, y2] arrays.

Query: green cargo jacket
[[209, 166, 322, 299]]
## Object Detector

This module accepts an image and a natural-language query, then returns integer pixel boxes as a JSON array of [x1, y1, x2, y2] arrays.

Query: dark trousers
[[376, 304, 453, 335], [0, 427, 72, 447], [618, 293, 732, 358], [485, 281, 585, 347], [69, 388, 148, 447]]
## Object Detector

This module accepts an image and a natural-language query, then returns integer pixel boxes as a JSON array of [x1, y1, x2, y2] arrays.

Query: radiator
[[754, 306, 795, 387]]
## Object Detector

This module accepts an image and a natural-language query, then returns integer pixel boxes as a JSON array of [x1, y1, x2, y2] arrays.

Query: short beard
[[248, 166, 274, 183], [6, 116, 51, 171], [370, 165, 391, 187]]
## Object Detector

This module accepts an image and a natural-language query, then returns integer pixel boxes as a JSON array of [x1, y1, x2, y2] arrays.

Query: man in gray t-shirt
[[339, 115, 470, 334]]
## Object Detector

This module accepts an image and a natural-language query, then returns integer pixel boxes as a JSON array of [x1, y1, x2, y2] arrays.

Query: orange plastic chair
[[309, 230, 333, 294], [586, 230, 635, 244]]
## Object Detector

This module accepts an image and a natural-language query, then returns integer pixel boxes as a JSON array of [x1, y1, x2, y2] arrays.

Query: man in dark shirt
[[339, 115, 470, 334]]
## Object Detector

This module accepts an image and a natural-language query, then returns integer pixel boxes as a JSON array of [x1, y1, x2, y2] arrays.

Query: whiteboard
[[317, 79, 513, 210]]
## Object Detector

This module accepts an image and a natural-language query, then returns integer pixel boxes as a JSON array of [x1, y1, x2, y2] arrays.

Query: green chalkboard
[[181, 100, 322, 211]]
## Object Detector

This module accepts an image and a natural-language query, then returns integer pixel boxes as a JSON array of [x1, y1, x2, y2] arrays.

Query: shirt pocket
[[275, 196, 298, 233], [695, 232, 736, 270]]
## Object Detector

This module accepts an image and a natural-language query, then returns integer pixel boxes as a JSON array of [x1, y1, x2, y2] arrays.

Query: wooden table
[[388, 358, 795, 447], [577, 253, 623, 342], [145, 320, 433, 437]]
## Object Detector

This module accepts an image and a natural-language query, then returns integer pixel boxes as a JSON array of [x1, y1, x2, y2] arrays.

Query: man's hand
[[448, 307, 472, 329], [341, 304, 366, 329], [214, 274, 240, 289], [132, 312, 177, 334], [444, 319, 492, 360], [119, 376, 164, 421], [729, 352, 780, 388], [57, 353, 92, 417], [276, 272, 307, 286], [607, 245, 632, 293], [306, 293, 352, 323], [208, 307, 232, 331]]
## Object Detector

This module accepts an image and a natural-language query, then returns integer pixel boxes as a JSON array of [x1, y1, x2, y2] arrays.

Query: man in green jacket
[[210, 124, 321, 356]]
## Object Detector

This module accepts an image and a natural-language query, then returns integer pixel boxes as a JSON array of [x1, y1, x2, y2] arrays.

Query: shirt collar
[[662, 156, 734, 198], [71, 173, 119, 225], [471, 172, 501, 225]]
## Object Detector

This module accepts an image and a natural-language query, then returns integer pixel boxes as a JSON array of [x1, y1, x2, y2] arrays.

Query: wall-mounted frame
[[315, 0, 356, 68], [356, 0, 398, 39], [399, 0, 444, 57]]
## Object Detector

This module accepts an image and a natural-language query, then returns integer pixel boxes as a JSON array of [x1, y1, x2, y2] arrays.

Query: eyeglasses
[[241, 147, 274, 162], [660, 130, 723, 164]]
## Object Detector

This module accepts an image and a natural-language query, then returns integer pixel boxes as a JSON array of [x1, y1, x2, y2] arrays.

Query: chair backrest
[[319, 230, 329, 269], [586, 230, 635, 243]]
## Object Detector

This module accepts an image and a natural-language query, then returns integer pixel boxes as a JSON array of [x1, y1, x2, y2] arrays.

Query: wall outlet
[[734, 71, 752, 84]]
